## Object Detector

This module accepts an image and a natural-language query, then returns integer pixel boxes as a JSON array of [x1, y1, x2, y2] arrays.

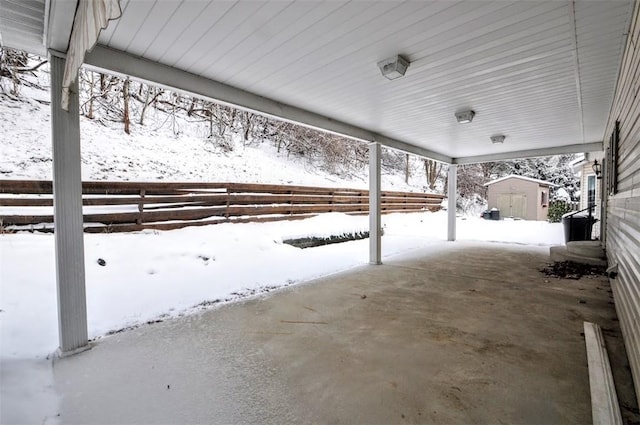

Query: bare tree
[[405, 153, 410, 184], [123, 77, 131, 134], [100, 74, 106, 98], [424, 159, 444, 191], [86, 71, 95, 119], [0, 47, 47, 95], [138, 86, 151, 125], [241, 111, 253, 145]]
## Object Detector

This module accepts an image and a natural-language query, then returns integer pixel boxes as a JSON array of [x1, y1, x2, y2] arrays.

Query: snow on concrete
[[0, 81, 564, 360], [0, 76, 563, 424], [1, 211, 563, 424], [0, 211, 563, 360]]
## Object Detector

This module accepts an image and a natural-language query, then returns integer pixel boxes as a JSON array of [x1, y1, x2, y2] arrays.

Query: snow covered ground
[[1, 212, 563, 361], [1, 75, 446, 361], [1, 74, 564, 424], [0, 212, 564, 425]]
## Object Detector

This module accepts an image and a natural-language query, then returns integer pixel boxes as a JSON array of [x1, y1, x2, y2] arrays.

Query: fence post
[[225, 187, 230, 220], [137, 189, 145, 225]]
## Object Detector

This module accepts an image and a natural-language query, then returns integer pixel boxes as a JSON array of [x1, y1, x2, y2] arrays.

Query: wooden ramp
[[584, 322, 622, 425]]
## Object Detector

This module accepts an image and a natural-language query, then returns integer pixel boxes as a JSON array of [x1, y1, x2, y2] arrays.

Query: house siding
[[603, 0, 640, 405]]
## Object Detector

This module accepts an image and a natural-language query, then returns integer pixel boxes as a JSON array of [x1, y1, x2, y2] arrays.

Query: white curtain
[[61, 0, 121, 110]]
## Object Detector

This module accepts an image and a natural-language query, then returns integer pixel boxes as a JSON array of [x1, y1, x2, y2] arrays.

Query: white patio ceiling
[[0, 0, 634, 163]]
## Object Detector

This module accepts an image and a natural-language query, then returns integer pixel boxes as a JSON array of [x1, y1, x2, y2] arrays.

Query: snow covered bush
[[547, 200, 574, 223]]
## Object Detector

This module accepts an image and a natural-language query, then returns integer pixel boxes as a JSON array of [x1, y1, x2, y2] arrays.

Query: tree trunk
[[188, 97, 196, 117], [208, 104, 214, 139], [405, 153, 410, 184], [243, 112, 251, 144], [172, 94, 177, 136], [424, 159, 442, 191], [100, 73, 106, 98], [87, 71, 94, 119], [123, 77, 130, 134], [139, 86, 152, 125]]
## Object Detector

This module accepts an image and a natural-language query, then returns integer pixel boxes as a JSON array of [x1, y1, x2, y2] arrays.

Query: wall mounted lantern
[[592, 159, 602, 179]]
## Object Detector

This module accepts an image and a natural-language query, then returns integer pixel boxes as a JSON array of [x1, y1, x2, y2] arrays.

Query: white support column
[[369, 142, 382, 265], [447, 164, 457, 241], [50, 53, 89, 355]]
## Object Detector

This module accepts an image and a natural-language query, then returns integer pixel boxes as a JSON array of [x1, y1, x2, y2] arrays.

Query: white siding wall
[[603, 0, 640, 406]]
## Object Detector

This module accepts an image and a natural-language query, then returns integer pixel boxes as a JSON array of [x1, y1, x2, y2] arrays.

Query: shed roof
[[483, 175, 556, 187]]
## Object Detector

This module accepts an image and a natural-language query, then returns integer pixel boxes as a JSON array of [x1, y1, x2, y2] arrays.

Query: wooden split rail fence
[[0, 180, 444, 233]]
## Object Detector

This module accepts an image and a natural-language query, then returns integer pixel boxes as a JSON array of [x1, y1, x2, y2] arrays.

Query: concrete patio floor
[[53, 240, 637, 424]]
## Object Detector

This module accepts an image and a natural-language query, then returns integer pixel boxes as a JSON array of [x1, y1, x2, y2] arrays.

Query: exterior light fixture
[[377, 55, 410, 80], [592, 159, 602, 179], [490, 135, 505, 144], [455, 110, 475, 124]]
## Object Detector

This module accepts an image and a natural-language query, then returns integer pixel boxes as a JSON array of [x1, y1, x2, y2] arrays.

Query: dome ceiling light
[[377, 55, 410, 80], [455, 110, 475, 124]]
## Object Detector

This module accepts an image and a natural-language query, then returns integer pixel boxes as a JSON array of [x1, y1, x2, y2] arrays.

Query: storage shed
[[484, 175, 554, 221]]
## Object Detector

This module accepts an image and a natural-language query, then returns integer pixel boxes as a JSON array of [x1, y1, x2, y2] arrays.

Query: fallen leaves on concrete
[[540, 261, 607, 279]]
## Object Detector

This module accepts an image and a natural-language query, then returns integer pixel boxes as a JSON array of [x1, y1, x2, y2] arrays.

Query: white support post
[[50, 53, 89, 355], [369, 142, 382, 265], [447, 164, 457, 241]]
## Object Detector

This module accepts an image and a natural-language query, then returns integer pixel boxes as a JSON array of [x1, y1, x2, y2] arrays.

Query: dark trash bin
[[482, 210, 492, 220], [490, 209, 500, 220], [562, 213, 596, 243]]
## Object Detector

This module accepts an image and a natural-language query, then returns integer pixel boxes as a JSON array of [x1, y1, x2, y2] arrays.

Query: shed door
[[497, 194, 527, 218]]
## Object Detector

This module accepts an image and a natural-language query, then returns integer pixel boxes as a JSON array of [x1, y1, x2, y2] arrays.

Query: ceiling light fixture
[[455, 110, 475, 124], [377, 55, 410, 80], [490, 135, 505, 144]]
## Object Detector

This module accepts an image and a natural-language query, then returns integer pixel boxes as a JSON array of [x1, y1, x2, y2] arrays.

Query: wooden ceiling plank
[[105, 0, 154, 48], [125, 0, 182, 56], [221, 1, 349, 84], [269, 6, 570, 106], [176, 1, 275, 72], [158, 1, 236, 66], [187, 1, 294, 75], [241, 1, 406, 92]]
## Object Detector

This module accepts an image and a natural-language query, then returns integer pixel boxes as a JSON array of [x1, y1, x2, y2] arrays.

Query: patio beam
[[84, 45, 452, 164], [453, 142, 603, 165], [369, 142, 382, 265], [50, 52, 89, 356], [45, 0, 77, 52], [447, 164, 457, 242]]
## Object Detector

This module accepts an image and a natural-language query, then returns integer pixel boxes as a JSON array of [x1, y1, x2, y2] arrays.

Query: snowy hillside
[[0, 80, 426, 192]]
